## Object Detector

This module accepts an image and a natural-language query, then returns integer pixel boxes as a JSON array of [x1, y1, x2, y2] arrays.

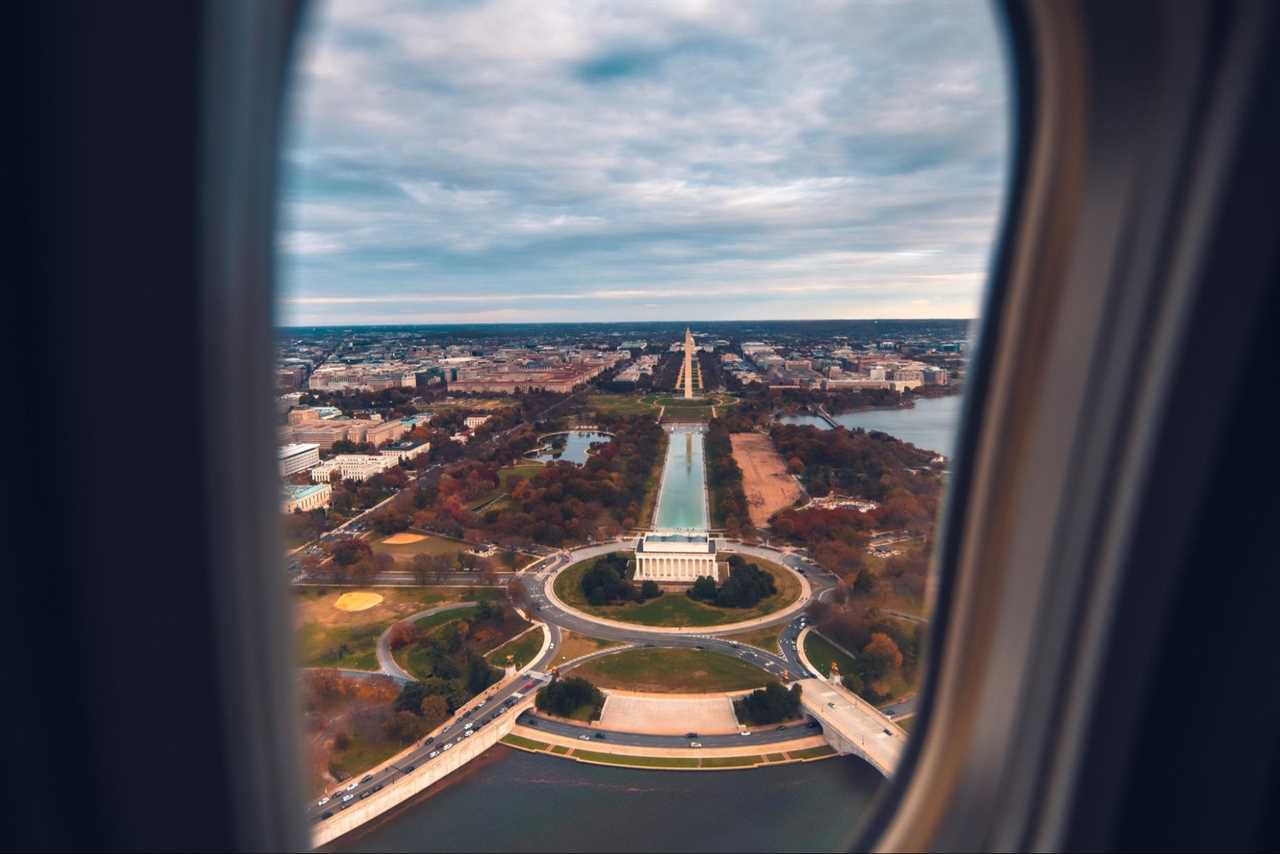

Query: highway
[[308, 627, 560, 824]]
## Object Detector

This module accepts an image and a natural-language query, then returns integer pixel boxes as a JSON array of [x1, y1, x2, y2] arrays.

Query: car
[[578, 734, 592, 741], [463, 709, 473, 717], [316, 796, 330, 807], [807, 721, 820, 730], [403, 764, 415, 772], [883, 728, 893, 736], [360, 774, 373, 784], [320, 811, 332, 820], [341, 794, 354, 803], [443, 742, 453, 751], [424, 737, 434, 745], [344, 782, 358, 792], [685, 732, 698, 738], [593, 732, 606, 740], [689, 741, 702, 748], [775, 725, 786, 731], [526, 719, 538, 727], [359, 791, 371, 800], [464, 721, 474, 730], [694, 645, 704, 650], [428, 750, 440, 758], [464, 730, 474, 738], [739, 729, 751, 736], [372, 784, 383, 792]]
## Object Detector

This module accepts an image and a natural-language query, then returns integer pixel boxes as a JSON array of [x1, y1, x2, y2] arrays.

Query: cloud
[[278, 0, 1009, 325]]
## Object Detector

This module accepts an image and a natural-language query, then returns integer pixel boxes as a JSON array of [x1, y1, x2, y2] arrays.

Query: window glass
[[276, 2, 1007, 849]]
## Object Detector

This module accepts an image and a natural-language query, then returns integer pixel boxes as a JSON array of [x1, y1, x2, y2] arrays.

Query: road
[[308, 624, 561, 824], [375, 602, 477, 681], [516, 710, 821, 749], [515, 541, 842, 684]]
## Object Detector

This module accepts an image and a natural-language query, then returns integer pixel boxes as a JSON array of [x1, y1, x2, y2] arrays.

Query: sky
[[278, 0, 1009, 327]]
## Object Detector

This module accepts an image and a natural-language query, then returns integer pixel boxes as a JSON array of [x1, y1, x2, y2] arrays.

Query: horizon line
[[274, 316, 978, 330]]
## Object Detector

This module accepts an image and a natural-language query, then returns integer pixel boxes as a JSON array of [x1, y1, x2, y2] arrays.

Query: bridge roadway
[[796, 678, 907, 775]]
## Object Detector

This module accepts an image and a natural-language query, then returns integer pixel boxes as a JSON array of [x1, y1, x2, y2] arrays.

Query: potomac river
[[334, 747, 885, 852], [779, 394, 962, 458]]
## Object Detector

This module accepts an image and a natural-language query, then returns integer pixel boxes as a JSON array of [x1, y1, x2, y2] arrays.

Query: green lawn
[[328, 735, 406, 782], [895, 715, 916, 732], [587, 394, 658, 416], [554, 558, 801, 628], [549, 744, 572, 755], [788, 745, 837, 760], [297, 623, 384, 671], [803, 631, 858, 679], [371, 532, 472, 559], [765, 752, 786, 762], [571, 750, 700, 769], [724, 625, 785, 654], [486, 627, 544, 669], [498, 463, 544, 490], [414, 604, 481, 632], [501, 734, 549, 751], [571, 647, 774, 693], [700, 755, 762, 768]]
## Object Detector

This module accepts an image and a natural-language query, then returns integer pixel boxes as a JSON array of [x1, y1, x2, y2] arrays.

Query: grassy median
[[554, 557, 800, 628], [570, 647, 773, 693]]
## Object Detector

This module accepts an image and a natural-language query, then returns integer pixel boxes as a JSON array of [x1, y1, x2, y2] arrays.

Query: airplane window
[[275, 1, 1009, 849]]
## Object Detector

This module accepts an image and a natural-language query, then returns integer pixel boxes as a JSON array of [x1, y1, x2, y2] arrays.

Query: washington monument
[[683, 327, 695, 399]]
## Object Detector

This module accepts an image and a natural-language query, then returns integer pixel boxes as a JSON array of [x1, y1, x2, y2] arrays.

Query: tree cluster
[[687, 555, 776, 608], [535, 675, 605, 721], [736, 681, 803, 725], [580, 553, 662, 605], [704, 419, 753, 538]]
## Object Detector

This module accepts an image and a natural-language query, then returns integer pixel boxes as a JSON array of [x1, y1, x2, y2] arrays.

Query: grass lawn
[[549, 631, 623, 668], [803, 631, 858, 679], [297, 622, 383, 670], [328, 735, 406, 782], [788, 745, 837, 760], [571, 647, 773, 693], [414, 604, 481, 632], [554, 557, 801, 628], [294, 586, 475, 670], [399, 605, 483, 679], [571, 750, 700, 769], [498, 463, 544, 490], [549, 744, 572, 755], [724, 625, 785, 654], [501, 734, 549, 751], [766, 752, 786, 762], [896, 715, 916, 732], [486, 627, 544, 669], [587, 394, 657, 417], [700, 755, 762, 768], [371, 532, 472, 559]]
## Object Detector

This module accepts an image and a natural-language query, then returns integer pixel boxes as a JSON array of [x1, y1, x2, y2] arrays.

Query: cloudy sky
[[277, 0, 1009, 327]]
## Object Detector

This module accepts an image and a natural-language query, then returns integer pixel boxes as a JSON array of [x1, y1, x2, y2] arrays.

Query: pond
[[529, 430, 613, 465]]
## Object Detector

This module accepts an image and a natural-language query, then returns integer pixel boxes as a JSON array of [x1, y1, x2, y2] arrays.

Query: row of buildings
[[737, 342, 951, 391], [278, 440, 428, 511]]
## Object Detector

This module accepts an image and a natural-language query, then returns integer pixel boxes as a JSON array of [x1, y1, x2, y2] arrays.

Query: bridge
[[796, 677, 907, 776]]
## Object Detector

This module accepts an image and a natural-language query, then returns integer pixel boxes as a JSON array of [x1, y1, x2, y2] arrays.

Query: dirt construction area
[[597, 691, 740, 735], [731, 433, 805, 528]]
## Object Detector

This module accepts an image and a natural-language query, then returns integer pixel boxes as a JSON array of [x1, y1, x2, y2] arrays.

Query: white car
[[690, 741, 703, 748], [428, 750, 440, 758], [341, 794, 354, 803], [578, 734, 592, 741], [344, 782, 358, 792], [464, 721, 473, 730], [316, 796, 330, 807], [464, 729, 474, 738], [443, 742, 453, 751], [739, 729, 751, 736]]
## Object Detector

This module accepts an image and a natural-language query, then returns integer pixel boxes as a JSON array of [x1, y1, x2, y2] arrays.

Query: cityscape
[[278, 318, 968, 848]]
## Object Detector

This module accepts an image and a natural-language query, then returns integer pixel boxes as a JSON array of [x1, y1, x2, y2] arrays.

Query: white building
[[633, 532, 720, 583], [380, 442, 430, 463], [310, 454, 397, 483], [282, 482, 331, 513], [278, 443, 320, 477], [464, 415, 491, 431]]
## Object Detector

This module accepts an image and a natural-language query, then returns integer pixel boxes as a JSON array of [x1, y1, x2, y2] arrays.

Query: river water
[[652, 424, 709, 530], [335, 747, 885, 853], [777, 394, 962, 458]]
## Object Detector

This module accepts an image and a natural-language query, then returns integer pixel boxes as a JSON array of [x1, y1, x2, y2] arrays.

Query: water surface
[[653, 425, 708, 530], [777, 395, 962, 457], [530, 430, 612, 465], [338, 747, 884, 853]]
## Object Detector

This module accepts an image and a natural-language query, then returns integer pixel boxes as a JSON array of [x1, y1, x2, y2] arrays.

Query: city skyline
[[279, 0, 1008, 326]]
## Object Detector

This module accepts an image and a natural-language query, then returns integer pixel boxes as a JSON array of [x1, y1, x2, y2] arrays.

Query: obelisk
[[683, 327, 694, 399]]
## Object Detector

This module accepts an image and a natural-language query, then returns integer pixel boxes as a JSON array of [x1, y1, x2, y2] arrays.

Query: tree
[[535, 676, 605, 720], [861, 632, 903, 679], [328, 535, 372, 567], [418, 694, 449, 730], [639, 580, 661, 600], [738, 681, 802, 725], [506, 578, 533, 613], [412, 553, 432, 586]]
